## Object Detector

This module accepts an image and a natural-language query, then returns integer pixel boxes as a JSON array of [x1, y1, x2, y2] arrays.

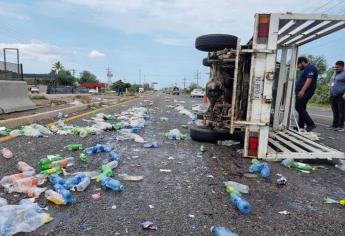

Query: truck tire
[[189, 126, 231, 143], [202, 58, 212, 67], [195, 34, 238, 52]]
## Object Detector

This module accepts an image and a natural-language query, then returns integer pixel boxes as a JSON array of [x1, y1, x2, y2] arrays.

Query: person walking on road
[[329, 61, 345, 132], [295, 56, 318, 132], [117, 80, 124, 96]]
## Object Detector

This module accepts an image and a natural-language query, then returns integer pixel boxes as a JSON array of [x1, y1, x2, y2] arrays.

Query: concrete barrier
[[0, 80, 36, 114]]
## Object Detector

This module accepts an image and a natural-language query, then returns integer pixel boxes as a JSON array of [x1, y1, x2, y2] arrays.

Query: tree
[[142, 83, 152, 91], [310, 67, 334, 105], [304, 54, 327, 75], [186, 82, 201, 93], [78, 70, 98, 84], [51, 70, 76, 86], [111, 80, 131, 91], [51, 61, 64, 74]]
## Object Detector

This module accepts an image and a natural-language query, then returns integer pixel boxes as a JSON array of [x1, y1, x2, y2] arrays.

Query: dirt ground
[[0, 93, 344, 236]]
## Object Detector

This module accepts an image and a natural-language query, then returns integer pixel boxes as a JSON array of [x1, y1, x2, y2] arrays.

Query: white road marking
[[309, 113, 332, 119]]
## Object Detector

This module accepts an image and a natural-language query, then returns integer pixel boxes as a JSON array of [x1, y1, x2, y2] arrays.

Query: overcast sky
[[1, 0, 345, 88]]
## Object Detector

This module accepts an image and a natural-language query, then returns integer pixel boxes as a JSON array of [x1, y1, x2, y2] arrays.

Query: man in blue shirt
[[295, 57, 318, 132], [329, 60, 345, 131]]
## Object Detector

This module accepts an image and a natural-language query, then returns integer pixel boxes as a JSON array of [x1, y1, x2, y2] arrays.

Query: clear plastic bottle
[[143, 141, 159, 148], [101, 177, 124, 192], [1, 148, 13, 159], [249, 162, 270, 178], [45, 189, 66, 205], [17, 161, 35, 176], [106, 160, 119, 169], [210, 226, 239, 236], [75, 176, 91, 191], [64, 174, 84, 190], [85, 145, 113, 155], [230, 192, 251, 214], [54, 184, 75, 204]]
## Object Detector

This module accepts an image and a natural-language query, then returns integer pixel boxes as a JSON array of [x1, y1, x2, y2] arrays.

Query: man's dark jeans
[[295, 95, 315, 129], [330, 95, 345, 128]]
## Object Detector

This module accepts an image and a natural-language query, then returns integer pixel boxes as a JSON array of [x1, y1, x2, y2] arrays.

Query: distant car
[[89, 89, 97, 94], [30, 86, 40, 93], [172, 86, 180, 95], [139, 87, 144, 93], [190, 89, 205, 97]]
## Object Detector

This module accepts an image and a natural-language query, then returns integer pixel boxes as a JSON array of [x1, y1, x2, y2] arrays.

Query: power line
[[321, 0, 345, 13], [309, 0, 334, 13]]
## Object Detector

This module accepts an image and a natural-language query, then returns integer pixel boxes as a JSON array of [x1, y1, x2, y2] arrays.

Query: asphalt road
[[307, 106, 345, 153], [0, 93, 345, 236]]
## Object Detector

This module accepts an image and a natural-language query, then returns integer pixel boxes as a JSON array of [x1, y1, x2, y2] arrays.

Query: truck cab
[[191, 13, 345, 161]]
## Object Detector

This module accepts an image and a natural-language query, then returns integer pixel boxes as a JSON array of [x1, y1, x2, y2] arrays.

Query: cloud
[[88, 50, 105, 58], [0, 41, 65, 61], [52, 0, 307, 43], [0, 2, 31, 20]]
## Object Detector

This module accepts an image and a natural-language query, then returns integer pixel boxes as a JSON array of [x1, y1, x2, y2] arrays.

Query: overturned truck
[[190, 13, 345, 161]]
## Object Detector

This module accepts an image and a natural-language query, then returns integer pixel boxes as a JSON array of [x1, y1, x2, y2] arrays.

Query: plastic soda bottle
[[54, 184, 75, 204], [65, 144, 83, 151], [64, 174, 84, 190], [230, 192, 251, 214], [249, 162, 270, 178], [49, 174, 65, 185], [40, 167, 63, 177], [108, 151, 121, 161], [114, 123, 122, 130], [45, 189, 66, 205], [79, 153, 88, 163], [75, 176, 91, 191], [210, 226, 239, 236], [101, 177, 124, 192], [38, 155, 64, 170], [17, 161, 35, 176], [100, 165, 114, 177], [106, 160, 119, 169]]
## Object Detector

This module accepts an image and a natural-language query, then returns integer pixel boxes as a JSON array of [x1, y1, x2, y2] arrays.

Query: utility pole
[[183, 77, 187, 90], [195, 70, 200, 86], [107, 67, 113, 90]]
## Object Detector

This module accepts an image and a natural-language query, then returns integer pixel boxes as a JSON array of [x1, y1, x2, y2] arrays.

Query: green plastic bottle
[[40, 167, 63, 177], [290, 161, 315, 171], [114, 123, 122, 130], [180, 134, 187, 140], [80, 153, 88, 163], [39, 155, 64, 170], [100, 165, 113, 177], [65, 144, 83, 151]]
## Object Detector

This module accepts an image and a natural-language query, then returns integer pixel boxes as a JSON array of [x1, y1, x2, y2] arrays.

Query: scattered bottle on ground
[[17, 161, 35, 176], [281, 159, 315, 172], [276, 174, 287, 185], [64, 174, 85, 190], [223, 181, 249, 194], [40, 167, 63, 177], [75, 176, 91, 191], [108, 151, 121, 161], [54, 184, 75, 204], [217, 140, 240, 147], [143, 141, 159, 148], [49, 174, 65, 185], [1, 148, 13, 159], [45, 189, 66, 205], [249, 160, 270, 178], [84, 145, 113, 155], [100, 177, 124, 192], [230, 192, 251, 214], [210, 226, 239, 236], [65, 144, 83, 151], [38, 155, 64, 170], [79, 153, 88, 163], [100, 164, 114, 177], [39, 157, 74, 170]]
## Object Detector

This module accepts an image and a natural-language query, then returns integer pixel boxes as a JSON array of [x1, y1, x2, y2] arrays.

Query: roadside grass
[[29, 94, 48, 100], [309, 102, 330, 109]]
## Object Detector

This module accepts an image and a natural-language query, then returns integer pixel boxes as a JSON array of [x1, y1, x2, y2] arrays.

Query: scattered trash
[[79, 153, 88, 163], [210, 226, 239, 236], [276, 174, 287, 186], [85, 144, 113, 155], [249, 160, 270, 178], [148, 205, 154, 209], [217, 140, 240, 146], [143, 141, 159, 148], [1, 148, 13, 159], [160, 169, 171, 173], [335, 160, 345, 172], [196, 152, 203, 159], [140, 221, 157, 230], [160, 117, 169, 121], [53, 184, 75, 204], [165, 129, 187, 140], [111, 205, 117, 209], [100, 177, 124, 192], [108, 151, 121, 161], [0, 200, 53, 235], [278, 210, 290, 215], [188, 214, 195, 218], [65, 144, 83, 151], [168, 156, 174, 160], [243, 173, 257, 178], [200, 145, 206, 152], [205, 174, 214, 178], [45, 190, 66, 205], [91, 192, 101, 200], [281, 159, 315, 172], [118, 174, 143, 182], [230, 192, 252, 214], [324, 196, 345, 206], [224, 181, 249, 194]]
